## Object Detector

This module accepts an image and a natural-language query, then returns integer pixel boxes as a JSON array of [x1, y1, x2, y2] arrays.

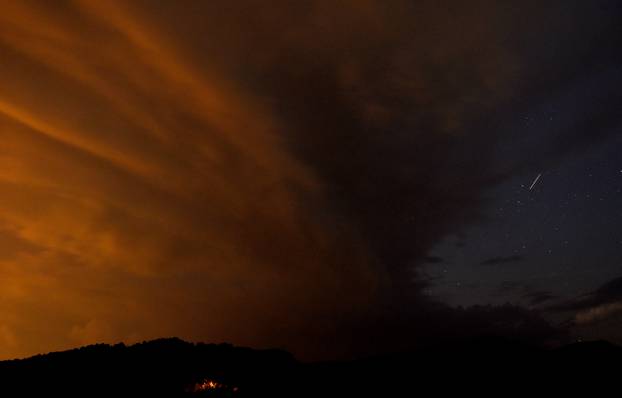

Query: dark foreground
[[0, 337, 618, 396]]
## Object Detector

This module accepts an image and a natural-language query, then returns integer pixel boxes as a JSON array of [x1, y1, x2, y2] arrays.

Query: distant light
[[189, 378, 238, 393]]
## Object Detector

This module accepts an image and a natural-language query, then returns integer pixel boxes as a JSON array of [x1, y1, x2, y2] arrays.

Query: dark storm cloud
[[0, 0, 619, 359], [203, 0, 622, 292], [153, 0, 620, 355], [480, 255, 524, 266]]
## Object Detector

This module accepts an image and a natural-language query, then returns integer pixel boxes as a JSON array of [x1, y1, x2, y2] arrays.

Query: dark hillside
[[0, 337, 619, 396]]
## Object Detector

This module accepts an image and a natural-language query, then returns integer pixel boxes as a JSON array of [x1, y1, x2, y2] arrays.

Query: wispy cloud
[[480, 255, 524, 266]]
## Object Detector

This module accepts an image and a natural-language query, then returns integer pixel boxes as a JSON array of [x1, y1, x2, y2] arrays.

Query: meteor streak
[[529, 173, 542, 190]]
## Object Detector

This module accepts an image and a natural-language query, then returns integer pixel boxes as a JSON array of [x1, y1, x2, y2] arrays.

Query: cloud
[[574, 302, 622, 325], [591, 277, 622, 304], [424, 256, 445, 264], [547, 276, 622, 344], [550, 276, 622, 318], [493, 283, 556, 308], [523, 291, 557, 307], [494, 281, 531, 297], [0, 0, 618, 359], [480, 255, 524, 266]]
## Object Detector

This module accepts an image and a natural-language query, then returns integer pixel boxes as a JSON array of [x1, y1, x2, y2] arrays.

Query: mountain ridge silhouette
[[0, 337, 619, 396]]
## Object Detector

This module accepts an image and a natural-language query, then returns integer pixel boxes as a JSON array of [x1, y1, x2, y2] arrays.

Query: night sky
[[0, 0, 620, 360]]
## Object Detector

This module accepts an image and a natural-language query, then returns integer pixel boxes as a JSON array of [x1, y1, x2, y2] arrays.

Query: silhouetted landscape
[[0, 337, 619, 396]]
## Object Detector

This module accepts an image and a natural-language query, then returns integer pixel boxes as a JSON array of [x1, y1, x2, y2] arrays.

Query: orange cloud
[[0, 0, 382, 360]]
